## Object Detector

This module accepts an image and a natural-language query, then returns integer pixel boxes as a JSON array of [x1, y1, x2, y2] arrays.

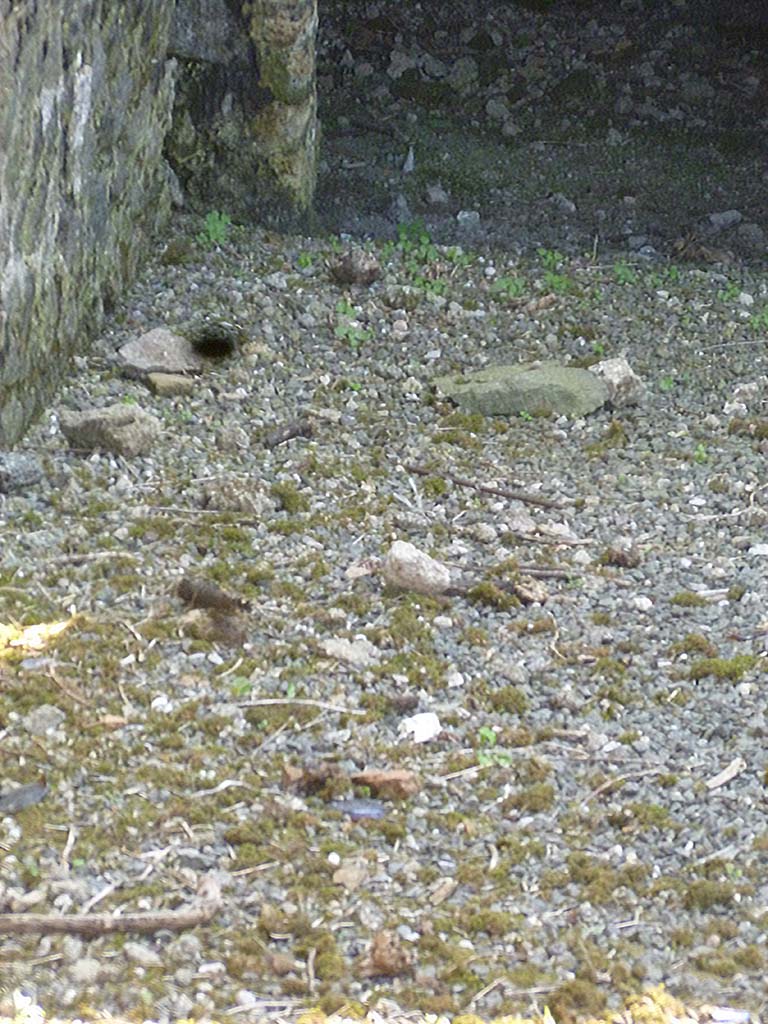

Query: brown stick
[[264, 417, 314, 449], [404, 463, 566, 509], [0, 880, 222, 937], [0, 897, 221, 937]]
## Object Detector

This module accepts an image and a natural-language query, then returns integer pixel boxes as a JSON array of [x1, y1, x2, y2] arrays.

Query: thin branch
[[238, 698, 364, 716], [0, 897, 221, 937], [404, 462, 566, 509], [44, 551, 138, 567]]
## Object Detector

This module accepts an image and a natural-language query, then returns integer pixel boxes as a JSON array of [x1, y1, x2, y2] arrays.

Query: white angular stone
[[382, 540, 452, 595], [589, 356, 645, 407]]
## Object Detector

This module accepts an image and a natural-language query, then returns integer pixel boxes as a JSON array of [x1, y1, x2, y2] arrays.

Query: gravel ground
[[2, 0, 768, 1021]]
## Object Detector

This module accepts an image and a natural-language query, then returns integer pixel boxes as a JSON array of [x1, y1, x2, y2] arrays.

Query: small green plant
[[749, 308, 768, 331], [296, 251, 315, 269], [717, 281, 741, 303], [490, 275, 526, 300], [397, 219, 439, 264], [693, 442, 708, 464], [334, 298, 372, 349], [229, 675, 252, 697], [542, 270, 575, 294], [197, 209, 231, 246], [613, 260, 638, 286], [537, 247, 564, 271], [659, 375, 675, 392], [476, 726, 512, 767], [336, 297, 356, 318], [592, 341, 606, 357], [444, 246, 475, 268], [519, 410, 533, 422]]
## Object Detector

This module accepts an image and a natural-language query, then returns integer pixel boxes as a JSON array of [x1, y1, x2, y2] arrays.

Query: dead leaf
[[90, 715, 128, 730], [178, 608, 248, 645], [358, 929, 413, 977], [282, 761, 346, 796], [351, 768, 421, 800], [430, 876, 458, 905], [525, 294, 558, 313], [332, 859, 368, 891], [329, 249, 380, 286]]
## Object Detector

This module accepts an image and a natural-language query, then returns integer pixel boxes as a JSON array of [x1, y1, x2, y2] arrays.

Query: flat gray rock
[[0, 452, 43, 493], [433, 361, 609, 417], [59, 403, 162, 457], [118, 327, 203, 377]]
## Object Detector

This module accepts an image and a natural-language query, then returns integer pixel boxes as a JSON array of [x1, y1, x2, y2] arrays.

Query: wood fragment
[[263, 417, 314, 449], [0, 896, 221, 937], [705, 757, 746, 791], [405, 462, 566, 509], [238, 698, 364, 716]]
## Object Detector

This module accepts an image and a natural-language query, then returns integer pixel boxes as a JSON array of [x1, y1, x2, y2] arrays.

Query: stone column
[[245, 0, 318, 212]]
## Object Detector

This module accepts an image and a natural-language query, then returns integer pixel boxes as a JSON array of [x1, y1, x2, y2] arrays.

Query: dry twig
[[0, 892, 221, 937], [405, 462, 566, 509]]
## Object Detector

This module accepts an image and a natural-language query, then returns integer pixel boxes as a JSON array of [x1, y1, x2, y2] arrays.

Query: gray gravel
[[2, 0, 768, 1019]]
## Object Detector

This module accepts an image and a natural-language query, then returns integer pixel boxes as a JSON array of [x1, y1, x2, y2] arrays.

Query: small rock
[[633, 596, 654, 611], [200, 477, 271, 515], [328, 798, 387, 820], [708, 209, 742, 233], [147, 372, 195, 397], [399, 711, 442, 743], [59, 403, 162, 458], [0, 780, 47, 813], [22, 704, 66, 737], [382, 540, 452, 595], [736, 222, 766, 251], [589, 356, 645, 407], [118, 327, 203, 376], [320, 636, 381, 669], [456, 209, 481, 227], [235, 990, 259, 1008], [424, 183, 449, 205], [0, 453, 43, 493], [123, 941, 163, 968], [69, 958, 101, 984], [472, 523, 498, 543], [514, 575, 549, 604]]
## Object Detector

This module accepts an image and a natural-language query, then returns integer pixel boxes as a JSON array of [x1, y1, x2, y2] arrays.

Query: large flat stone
[[433, 361, 609, 418], [59, 403, 162, 457]]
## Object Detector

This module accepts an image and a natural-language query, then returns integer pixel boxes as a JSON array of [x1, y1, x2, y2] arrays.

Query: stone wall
[[0, 1, 176, 446], [0, 0, 319, 447]]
